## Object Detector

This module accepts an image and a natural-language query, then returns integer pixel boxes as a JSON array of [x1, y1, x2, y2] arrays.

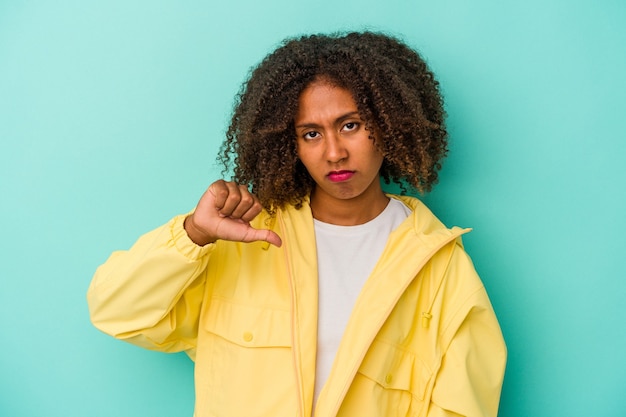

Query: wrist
[[183, 214, 216, 246]]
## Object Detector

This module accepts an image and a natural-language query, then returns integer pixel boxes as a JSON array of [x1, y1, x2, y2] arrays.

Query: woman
[[88, 31, 506, 417]]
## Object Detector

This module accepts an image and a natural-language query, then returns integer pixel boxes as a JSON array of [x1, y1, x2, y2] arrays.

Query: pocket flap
[[204, 298, 292, 348], [358, 339, 429, 400]]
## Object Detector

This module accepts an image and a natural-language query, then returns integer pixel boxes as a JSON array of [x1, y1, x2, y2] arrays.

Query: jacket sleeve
[[87, 214, 213, 356], [428, 286, 507, 417]]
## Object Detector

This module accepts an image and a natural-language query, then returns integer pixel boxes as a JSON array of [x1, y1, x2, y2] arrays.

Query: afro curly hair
[[219, 31, 448, 213]]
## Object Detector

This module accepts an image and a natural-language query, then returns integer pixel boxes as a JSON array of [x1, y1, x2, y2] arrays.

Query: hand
[[184, 180, 282, 247]]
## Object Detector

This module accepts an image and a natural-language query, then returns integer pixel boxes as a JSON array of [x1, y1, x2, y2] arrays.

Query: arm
[[87, 180, 282, 355], [428, 287, 507, 417], [87, 214, 213, 353]]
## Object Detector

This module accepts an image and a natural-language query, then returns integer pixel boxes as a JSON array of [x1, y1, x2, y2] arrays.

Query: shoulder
[[388, 194, 470, 240]]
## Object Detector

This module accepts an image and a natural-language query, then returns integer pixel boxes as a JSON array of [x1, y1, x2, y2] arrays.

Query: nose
[[325, 132, 348, 163]]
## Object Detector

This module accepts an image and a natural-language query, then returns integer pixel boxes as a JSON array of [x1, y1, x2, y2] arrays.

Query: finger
[[240, 203, 263, 223], [264, 229, 283, 247], [242, 227, 283, 247], [229, 185, 257, 219], [239, 197, 263, 223], [207, 180, 230, 212], [218, 181, 243, 217]]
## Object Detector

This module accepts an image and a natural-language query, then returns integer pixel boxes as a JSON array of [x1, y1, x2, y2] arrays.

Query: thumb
[[242, 226, 282, 247]]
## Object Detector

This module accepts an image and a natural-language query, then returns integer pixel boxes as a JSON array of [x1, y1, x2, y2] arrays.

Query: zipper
[[278, 213, 306, 417]]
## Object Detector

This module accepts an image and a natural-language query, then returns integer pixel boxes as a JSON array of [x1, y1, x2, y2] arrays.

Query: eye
[[342, 122, 360, 132], [303, 131, 320, 140]]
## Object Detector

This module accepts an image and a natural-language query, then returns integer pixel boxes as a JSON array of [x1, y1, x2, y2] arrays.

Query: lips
[[327, 170, 355, 182]]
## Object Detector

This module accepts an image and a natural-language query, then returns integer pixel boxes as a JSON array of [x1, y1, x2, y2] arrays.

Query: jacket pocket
[[204, 298, 291, 348], [195, 298, 297, 417], [340, 338, 431, 417]]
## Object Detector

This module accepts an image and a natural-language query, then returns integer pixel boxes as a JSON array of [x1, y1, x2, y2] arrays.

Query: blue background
[[1, 1, 625, 416]]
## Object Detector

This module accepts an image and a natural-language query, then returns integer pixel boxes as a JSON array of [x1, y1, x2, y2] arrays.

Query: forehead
[[295, 80, 358, 122]]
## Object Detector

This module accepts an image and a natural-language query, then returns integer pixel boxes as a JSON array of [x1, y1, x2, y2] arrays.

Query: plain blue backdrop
[[1, 1, 625, 416]]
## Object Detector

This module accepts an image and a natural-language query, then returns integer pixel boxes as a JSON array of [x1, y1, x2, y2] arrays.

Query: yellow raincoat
[[88, 195, 506, 417]]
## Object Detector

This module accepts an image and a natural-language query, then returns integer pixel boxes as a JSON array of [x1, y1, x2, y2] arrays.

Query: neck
[[309, 188, 389, 226]]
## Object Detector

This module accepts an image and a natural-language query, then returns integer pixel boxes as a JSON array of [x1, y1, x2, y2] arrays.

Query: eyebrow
[[295, 111, 361, 129]]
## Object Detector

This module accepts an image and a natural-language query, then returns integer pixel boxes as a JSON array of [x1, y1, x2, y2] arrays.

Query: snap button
[[385, 373, 393, 384], [243, 332, 253, 342]]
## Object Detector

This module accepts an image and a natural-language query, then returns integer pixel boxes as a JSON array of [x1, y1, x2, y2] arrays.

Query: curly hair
[[219, 31, 448, 213]]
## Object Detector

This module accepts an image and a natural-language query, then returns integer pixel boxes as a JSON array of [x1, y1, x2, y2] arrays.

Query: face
[[294, 79, 386, 217]]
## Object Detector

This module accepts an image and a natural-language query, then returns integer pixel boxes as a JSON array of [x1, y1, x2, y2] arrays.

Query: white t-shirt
[[313, 198, 411, 401]]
